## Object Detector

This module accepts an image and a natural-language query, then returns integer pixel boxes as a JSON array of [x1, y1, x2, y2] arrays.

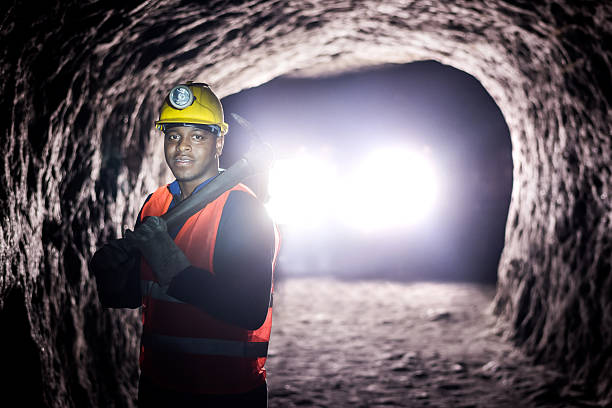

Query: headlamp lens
[[168, 85, 194, 109]]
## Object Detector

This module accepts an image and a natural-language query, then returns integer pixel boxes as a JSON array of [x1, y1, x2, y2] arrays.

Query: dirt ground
[[265, 277, 598, 408]]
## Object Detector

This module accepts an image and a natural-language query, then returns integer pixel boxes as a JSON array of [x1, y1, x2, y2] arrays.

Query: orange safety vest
[[138, 182, 278, 394]]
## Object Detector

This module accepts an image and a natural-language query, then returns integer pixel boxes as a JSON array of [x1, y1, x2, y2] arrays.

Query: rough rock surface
[[0, 0, 610, 406]]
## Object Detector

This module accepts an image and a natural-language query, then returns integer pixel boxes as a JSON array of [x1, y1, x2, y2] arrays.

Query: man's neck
[[177, 173, 219, 201]]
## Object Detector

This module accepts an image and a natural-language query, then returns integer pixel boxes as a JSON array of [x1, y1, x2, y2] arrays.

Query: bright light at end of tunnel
[[265, 146, 440, 231], [340, 147, 440, 231], [266, 152, 338, 227]]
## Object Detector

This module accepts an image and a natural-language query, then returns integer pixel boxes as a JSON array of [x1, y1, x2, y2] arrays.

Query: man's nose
[[177, 136, 192, 151]]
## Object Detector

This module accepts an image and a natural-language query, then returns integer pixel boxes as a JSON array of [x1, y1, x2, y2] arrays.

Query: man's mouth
[[174, 156, 194, 166]]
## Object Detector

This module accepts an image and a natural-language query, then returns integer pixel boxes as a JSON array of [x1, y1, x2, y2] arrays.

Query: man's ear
[[216, 135, 225, 156]]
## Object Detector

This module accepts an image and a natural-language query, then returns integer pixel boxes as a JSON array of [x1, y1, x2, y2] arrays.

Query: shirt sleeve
[[166, 190, 275, 330]]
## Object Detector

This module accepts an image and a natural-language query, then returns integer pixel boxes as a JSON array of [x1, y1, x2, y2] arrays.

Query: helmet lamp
[[168, 85, 195, 110]]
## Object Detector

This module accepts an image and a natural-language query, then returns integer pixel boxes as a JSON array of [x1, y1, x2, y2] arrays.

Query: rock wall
[[0, 0, 610, 406]]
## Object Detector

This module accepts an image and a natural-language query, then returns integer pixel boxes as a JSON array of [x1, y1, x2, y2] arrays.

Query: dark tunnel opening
[[221, 61, 513, 285]]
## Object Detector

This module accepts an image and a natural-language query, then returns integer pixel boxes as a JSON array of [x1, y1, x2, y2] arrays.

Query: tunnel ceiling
[[0, 0, 611, 406]]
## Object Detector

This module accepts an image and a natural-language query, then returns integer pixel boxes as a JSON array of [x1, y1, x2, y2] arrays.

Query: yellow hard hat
[[155, 82, 229, 135]]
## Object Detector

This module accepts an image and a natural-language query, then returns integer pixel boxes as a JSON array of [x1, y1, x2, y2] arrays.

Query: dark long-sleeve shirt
[[168, 189, 274, 330]]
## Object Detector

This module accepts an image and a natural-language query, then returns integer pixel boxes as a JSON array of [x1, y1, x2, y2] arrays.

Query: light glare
[[341, 147, 439, 231], [265, 147, 439, 232], [266, 153, 338, 227]]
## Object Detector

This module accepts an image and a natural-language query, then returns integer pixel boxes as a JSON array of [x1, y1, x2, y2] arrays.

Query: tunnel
[[0, 0, 610, 407]]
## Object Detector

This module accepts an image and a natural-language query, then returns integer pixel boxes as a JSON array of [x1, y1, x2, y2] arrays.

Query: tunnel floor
[[266, 278, 592, 408]]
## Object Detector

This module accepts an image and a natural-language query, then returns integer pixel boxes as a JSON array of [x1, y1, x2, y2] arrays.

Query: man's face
[[163, 125, 224, 186]]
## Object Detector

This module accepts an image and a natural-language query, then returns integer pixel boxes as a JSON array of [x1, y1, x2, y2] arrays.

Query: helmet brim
[[155, 119, 228, 135]]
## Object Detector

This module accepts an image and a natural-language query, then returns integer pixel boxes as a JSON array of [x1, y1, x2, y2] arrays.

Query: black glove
[[124, 216, 191, 287], [90, 238, 138, 300]]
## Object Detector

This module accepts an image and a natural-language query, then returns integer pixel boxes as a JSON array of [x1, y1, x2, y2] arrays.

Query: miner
[[90, 82, 278, 407]]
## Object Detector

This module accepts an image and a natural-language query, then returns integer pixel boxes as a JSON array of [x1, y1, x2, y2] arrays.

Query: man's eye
[[167, 134, 180, 141], [192, 133, 205, 141]]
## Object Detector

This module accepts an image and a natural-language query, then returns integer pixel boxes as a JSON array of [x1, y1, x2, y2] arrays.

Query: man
[[91, 82, 279, 407]]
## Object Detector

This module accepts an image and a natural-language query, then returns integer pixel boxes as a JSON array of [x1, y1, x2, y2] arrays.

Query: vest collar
[[167, 173, 220, 201]]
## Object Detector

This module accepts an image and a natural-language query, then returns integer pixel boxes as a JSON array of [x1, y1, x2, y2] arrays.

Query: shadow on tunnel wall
[[0, 0, 610, 406]]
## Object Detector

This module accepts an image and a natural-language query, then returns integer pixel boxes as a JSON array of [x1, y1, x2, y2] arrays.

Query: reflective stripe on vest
[[142, 333, 269, 358]]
